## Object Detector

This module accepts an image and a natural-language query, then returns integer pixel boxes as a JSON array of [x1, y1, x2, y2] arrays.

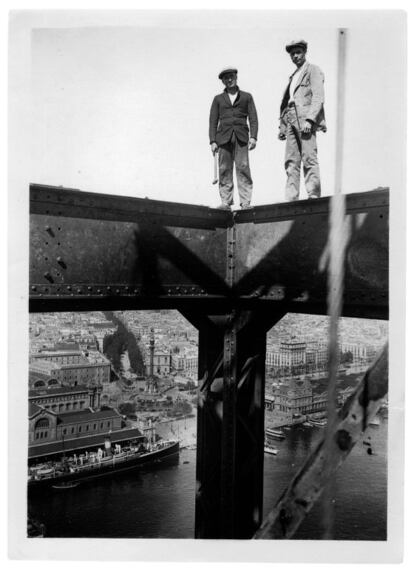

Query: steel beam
[[233, 188, 389, 318], [30, 184, 389, 319]]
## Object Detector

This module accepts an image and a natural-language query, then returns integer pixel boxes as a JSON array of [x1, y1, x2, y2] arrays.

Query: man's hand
[[248, 138, 257, 151], [302, 120, 313, 135], [211, 142, 218, 155], [278, 132, 286, 141]]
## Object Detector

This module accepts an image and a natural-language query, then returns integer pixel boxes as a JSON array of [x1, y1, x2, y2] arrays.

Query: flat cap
[[218, 67, 238, 79], [285, 39, 308, 53]]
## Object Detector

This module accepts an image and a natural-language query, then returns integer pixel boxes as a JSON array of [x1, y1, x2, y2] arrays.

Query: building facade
[[28, 406, 125, 448], [29, 354, 111, 387]]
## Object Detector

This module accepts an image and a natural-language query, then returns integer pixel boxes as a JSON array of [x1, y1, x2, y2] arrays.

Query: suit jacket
[[279, 62, 327, 134], [209, 89, 258, 146]]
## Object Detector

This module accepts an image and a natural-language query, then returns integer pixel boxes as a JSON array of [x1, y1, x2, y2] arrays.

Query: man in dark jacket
[[278, 40, 326, 201], [209, 68, 258, 210]]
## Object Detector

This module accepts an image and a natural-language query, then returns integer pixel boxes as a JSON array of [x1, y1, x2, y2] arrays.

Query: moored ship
[[28, 438, 179, 489], [308, 417, 327, 427], [264, 440, 279, 455], [265, 427, 286, 440]]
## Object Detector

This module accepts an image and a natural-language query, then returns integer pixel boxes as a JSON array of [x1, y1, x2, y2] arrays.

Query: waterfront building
[[271, 377, 313, 416], [28, 405, 137, 463], [265, 377, 329, 425], [29, 406, 123, 447], [28, 362, 137, 463]]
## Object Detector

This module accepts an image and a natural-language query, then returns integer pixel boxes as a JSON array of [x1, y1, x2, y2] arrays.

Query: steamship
[[28, 435, 179, 489]]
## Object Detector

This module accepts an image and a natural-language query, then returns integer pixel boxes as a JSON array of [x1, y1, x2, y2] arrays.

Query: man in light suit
[[278, 40, 326, 201], [209, 67, 258, 210]]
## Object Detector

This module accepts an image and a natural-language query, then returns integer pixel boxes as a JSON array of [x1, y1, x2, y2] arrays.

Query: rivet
[[31, 286, 37, 292], [77, 288, 82, 294], [67, 286, 72, 291], [106, 286, 111, 291], [56, 256, 67, 268], [87, 286, 92, 291]]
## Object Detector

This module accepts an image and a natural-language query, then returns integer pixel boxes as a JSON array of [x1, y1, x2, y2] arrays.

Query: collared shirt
[[225, 86, 240, 106], [289, 63, 307, 102], [228, 92, 238, 105]]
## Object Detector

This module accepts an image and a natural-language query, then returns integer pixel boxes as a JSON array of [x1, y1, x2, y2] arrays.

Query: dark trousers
[[219, 133, 253, 206]]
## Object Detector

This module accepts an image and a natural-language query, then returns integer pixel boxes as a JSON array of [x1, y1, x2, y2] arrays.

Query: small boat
[[52, 481, 80, 490], [308, 418, 327, 427], [264, 442, 279, 455], [266, 428, 286, 440]]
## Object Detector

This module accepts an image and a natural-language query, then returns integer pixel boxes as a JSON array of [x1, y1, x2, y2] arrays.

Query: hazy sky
[[24, 11, 405, 207]]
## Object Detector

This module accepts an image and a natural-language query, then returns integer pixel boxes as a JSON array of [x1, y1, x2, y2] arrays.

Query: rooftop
[[28, 427, 144, 459], [57, 408, 121, 424], [29, 384, 90, 398]]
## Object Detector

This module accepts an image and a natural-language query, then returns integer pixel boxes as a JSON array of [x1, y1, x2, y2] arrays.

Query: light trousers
[[284, 108, 321, 201]]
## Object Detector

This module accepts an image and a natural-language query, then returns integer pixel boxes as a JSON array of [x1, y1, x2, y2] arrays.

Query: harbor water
[[28, 417, 387, 540]]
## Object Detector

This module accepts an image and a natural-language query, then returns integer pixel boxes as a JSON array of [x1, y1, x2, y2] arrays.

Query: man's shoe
[[308, 195, 319, 199], [240, 204, 252, 210], [217, 204, 231, 210]]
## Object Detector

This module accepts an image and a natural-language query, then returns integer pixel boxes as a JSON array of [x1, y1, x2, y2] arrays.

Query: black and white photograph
[[7, 7, 407, 564]]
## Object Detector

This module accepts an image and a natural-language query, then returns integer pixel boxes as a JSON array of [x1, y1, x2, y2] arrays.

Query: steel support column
[[190, 310, 285, 539]]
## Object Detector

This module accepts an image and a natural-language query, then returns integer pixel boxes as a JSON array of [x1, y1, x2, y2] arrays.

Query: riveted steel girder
[[30, 184, 389, 319]]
